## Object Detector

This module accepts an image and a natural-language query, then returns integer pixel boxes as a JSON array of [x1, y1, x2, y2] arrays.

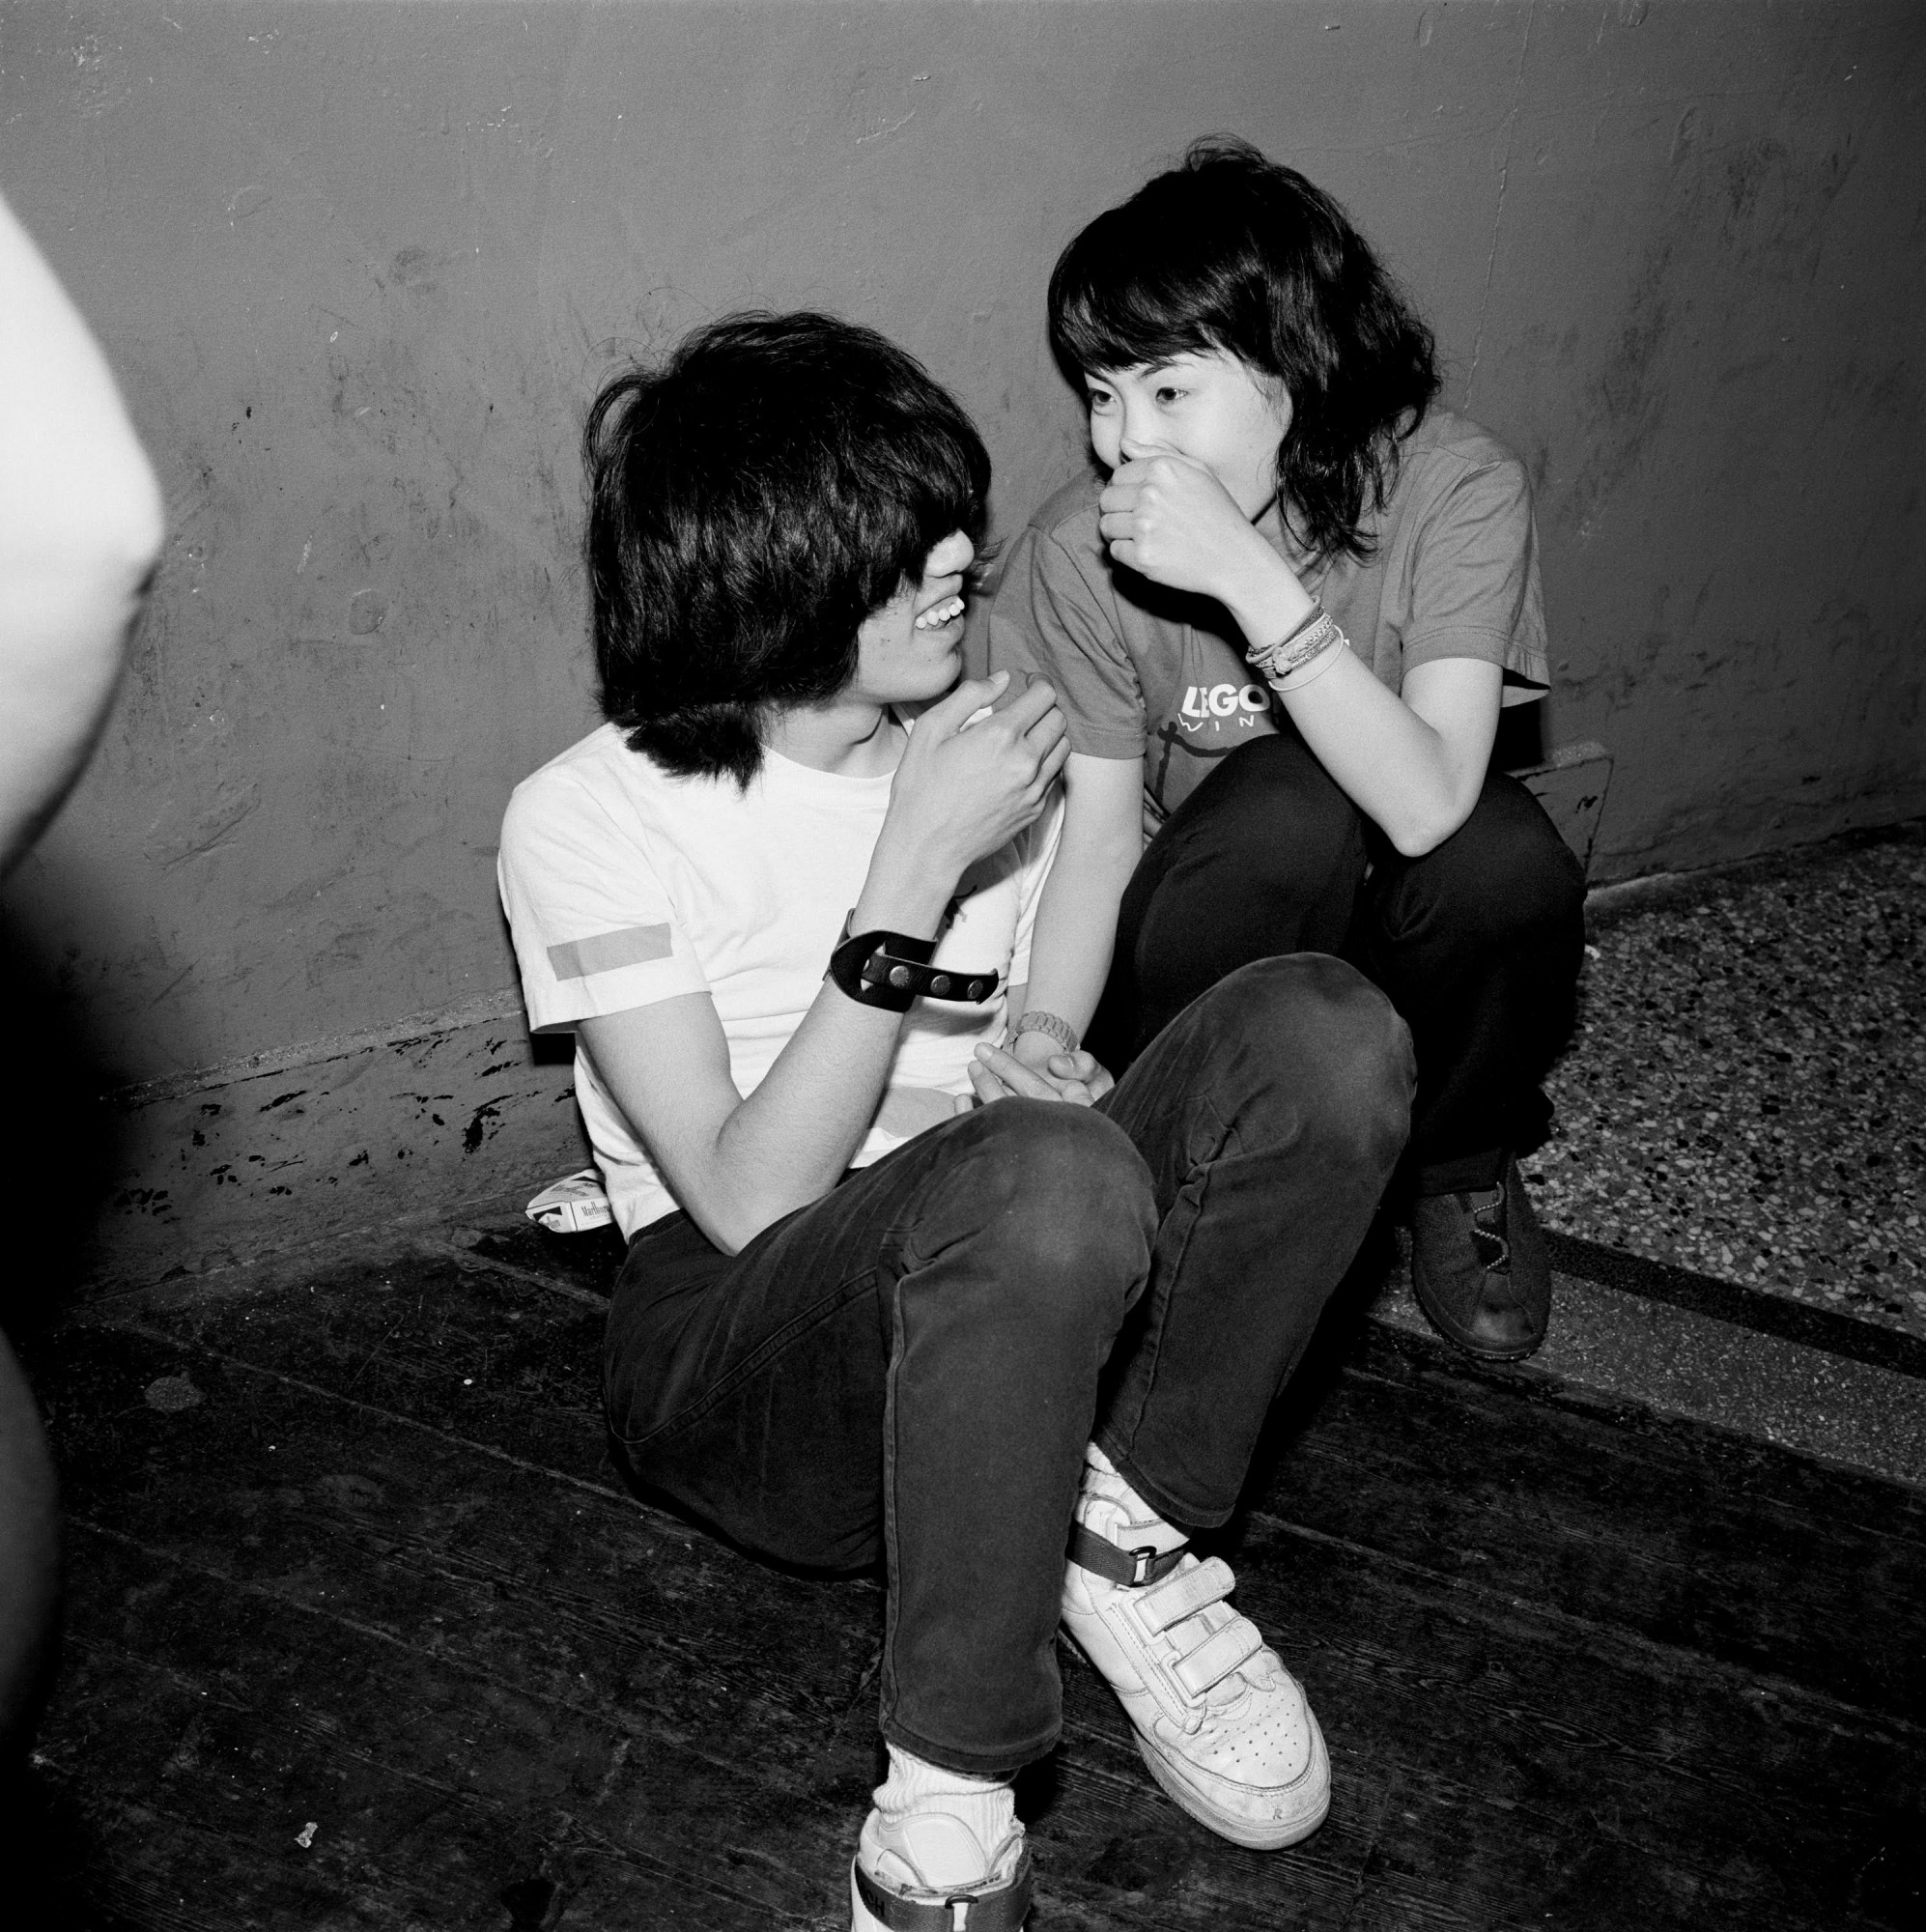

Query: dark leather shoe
[[1410, 1156, 1550, 1361]]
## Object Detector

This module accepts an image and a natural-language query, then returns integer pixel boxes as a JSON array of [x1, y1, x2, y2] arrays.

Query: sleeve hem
[[1402, 629, 1549, 687], [1401, 625, 1514, 667], [1066, 724, 1147, 759], [523, 960, 710, 1034]]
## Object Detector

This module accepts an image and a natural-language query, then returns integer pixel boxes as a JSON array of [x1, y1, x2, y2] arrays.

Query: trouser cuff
[[880, 1714, 1060, 1782]]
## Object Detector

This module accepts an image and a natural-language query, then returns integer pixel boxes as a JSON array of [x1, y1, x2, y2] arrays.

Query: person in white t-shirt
[[497, 313, 1414, 1930], [1, 189, 164, 1848]]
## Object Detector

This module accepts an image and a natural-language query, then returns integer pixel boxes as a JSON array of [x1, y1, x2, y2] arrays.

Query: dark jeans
[[604, 955, 1414, 1776], [1086, 729, 1587, 1195]]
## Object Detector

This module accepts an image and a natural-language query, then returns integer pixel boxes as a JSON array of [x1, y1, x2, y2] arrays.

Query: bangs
[[585, 309, 996, 785], [853, 396, 992, 604], [1048, 203, 1262, 382]]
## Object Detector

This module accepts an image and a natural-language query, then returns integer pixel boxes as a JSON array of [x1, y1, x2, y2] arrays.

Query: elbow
[[692, 1188, 791, 1258], [689, 1198, 752, 1257], [704, 1224, 749, 1260], [1385, 796, 1477, 860], [1385, 821, 1447, 860]]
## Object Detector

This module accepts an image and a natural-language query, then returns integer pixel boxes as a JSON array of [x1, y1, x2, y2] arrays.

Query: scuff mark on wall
[[1560, 238, 1673, 539], [143, 781, 264, 869], [89, 1003, 585, 1293]]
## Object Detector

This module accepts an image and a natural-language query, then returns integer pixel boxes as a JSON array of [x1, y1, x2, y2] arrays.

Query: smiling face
[[1084, 350, 1293, 522], [844, 528, 977, 708]]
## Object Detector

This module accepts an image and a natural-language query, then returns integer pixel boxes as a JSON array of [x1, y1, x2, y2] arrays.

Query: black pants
[[604, 957, 1413, 1776], [1087, 729, 1587, 1195]]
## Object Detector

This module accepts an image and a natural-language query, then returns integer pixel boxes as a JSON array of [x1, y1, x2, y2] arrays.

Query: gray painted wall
[[3, 0, 1921, 1111]]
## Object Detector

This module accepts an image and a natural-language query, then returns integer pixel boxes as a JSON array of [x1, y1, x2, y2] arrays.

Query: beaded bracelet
[[1010, 1009, 1079, 1055]]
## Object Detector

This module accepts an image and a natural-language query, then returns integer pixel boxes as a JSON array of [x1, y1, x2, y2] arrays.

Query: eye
[[1086, 387, 1117, 412], [1154, 384, 1186, 406]]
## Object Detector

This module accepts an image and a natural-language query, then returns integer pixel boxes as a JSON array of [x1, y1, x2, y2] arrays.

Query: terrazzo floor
[[1522, 823, 1925, 1340]]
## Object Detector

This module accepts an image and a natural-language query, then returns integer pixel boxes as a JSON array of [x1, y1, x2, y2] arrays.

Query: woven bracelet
[[1251, 607, 1345, 689]]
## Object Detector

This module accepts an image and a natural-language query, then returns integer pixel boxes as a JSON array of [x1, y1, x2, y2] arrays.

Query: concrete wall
[[1, 1, 1920, 1286]]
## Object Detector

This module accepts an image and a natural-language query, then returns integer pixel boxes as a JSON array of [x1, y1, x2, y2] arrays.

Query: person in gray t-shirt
[[981, 139, 1585, 1363]]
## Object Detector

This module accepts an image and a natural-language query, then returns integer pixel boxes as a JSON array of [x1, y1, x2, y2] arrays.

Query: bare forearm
[[1265, 648, 1465, 853], [1220, 556, 1487, 855], [1014, 751, 1146, 1047], [692, 845, 960, 1248], [1022, 841, 1135, 1038], [701, 988, 909, 1248]]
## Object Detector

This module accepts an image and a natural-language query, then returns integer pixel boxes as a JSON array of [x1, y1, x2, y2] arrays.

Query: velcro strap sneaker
[[850, 1809, 1032, 1932], [1134, 1555, 1239, 1634], [1171, 1616, 1265, 1701], [1062, 1460, 1330, 1850]]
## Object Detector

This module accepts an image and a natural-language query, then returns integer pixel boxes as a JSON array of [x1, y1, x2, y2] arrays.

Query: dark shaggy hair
[[1048, 137, 1440, 562], [583, 311, 991, 785]]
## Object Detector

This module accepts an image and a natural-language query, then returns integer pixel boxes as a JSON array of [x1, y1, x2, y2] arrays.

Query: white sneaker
[[849, 1804, 1031, 1930], [1061, 1453, 1330, 1849]]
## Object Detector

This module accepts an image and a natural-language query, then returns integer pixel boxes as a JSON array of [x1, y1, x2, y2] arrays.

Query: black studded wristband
[[827, 916, 1000, 1013]]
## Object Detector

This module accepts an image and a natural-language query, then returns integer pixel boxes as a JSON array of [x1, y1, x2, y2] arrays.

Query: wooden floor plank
[[41, 1326, 886, 1752], [1225, 1540, 1913, 1924], [42, 1606, 835, 1931], [101, 1248, 617, 1488], [21, 1238, 1926, 1930], [1245, 1326, 1926, 1717]]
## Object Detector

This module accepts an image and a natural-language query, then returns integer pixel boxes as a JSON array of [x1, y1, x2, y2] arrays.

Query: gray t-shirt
[[977, 409, 1550, 819]]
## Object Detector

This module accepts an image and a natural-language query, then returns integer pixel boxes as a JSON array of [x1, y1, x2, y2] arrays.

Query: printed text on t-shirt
[[1179, 683, 1270, 729]]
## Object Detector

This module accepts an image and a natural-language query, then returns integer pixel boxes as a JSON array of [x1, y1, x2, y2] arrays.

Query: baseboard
[[86, 992, 589, 1297], [88, 812, 1914, 1301], [1512, 741, 1613, 875]]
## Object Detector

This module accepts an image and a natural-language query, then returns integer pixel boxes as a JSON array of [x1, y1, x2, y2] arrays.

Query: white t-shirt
[[498, 721, 1061, 1237]]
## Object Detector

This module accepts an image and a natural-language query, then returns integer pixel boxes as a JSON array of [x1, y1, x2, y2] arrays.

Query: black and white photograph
[[0, 3, 1918, 1926]]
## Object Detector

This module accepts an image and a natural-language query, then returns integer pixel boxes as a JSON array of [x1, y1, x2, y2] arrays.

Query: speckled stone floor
[[1521, 824, 1925, 1339]]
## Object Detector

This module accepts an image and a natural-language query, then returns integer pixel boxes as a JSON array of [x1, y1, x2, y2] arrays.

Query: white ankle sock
[[873, 1744, 1014, 1855], [1082, 1442, 1186, 1556]]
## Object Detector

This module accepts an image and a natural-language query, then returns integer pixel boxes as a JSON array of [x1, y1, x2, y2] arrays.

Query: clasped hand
[[958, 1039, 1115, 1113]]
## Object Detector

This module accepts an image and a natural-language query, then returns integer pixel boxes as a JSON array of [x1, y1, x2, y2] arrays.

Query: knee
[[940, 1103, 1155, 1321], [1215, 954, 1416, 1163], [1389, 782, 1585, 947]]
